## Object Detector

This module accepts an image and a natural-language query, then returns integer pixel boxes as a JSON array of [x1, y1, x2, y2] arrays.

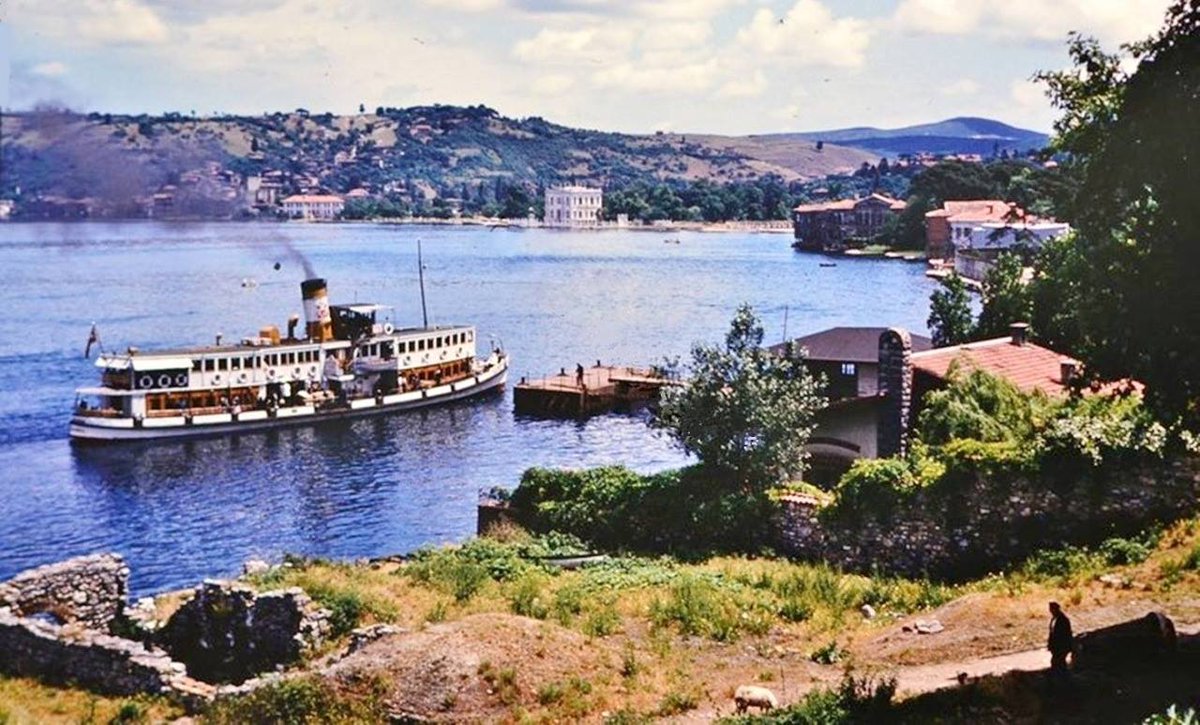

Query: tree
[[975, 252, 1032, 339], [653, 305, 827, 489], [1035, 2, 1200, 421], [928, 272, 975, 347]]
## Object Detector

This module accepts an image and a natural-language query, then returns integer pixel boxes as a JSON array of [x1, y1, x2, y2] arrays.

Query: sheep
[[734, 685, 778, 714]]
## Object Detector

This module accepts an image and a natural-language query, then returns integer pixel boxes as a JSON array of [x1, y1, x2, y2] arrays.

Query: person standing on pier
[[576, 363, 585, 387]]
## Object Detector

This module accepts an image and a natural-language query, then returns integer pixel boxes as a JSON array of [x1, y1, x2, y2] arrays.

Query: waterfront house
[[544, 185, 603, 228], [770, 327, 932, 400], [281, 194, 345, 220], [792, 194, 906, 251], [792, 323, 1105, 485]]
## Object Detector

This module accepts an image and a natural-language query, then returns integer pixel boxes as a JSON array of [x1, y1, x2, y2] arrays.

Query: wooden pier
[[513, 364, 674, 417]]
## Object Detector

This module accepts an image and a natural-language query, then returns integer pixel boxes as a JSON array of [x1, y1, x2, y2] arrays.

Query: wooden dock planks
[[513, 364, 672, 417]]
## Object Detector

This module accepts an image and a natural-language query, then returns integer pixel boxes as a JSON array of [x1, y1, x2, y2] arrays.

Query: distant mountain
[[778, 117, 1050, 157]]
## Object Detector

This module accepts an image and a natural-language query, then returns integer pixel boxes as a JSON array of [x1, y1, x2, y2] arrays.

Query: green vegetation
[[928, 273, 976, 350], [823, 366, 1186, 525], [655, 304, 827, 489], [205, 675, 390, 724]]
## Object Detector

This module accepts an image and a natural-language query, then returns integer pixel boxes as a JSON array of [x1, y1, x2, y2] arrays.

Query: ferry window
[[418, 339, 425, 351], [192, 360, 201, 372], [205, 359, 215, 372], [218, 358, 228, 371], [408, 341, 415, 353], [231, 357, 241, 371]]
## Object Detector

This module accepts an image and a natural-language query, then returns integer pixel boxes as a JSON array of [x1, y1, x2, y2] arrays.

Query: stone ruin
[[155, 580, 329, 683], [0, 553, 330, 708]]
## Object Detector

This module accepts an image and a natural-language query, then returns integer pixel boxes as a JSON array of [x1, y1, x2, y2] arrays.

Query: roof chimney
[[1009, 322, 1029, 346], [1060, 359, 1077, 385]]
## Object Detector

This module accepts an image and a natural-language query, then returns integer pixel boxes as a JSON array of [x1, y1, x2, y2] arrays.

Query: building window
[[840, 363, 857, 376]]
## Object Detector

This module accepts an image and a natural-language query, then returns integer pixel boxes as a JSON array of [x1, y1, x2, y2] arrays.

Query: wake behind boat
[[69, 276, 508, 442]]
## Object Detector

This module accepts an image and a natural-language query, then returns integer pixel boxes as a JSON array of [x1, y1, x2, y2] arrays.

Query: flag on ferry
[[84, 323, 100, 358]]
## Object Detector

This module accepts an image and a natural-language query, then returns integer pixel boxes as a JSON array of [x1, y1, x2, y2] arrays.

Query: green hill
[[0, 105, 876, 216]]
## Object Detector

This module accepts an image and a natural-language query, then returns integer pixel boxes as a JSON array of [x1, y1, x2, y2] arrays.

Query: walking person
[[1047, 601, 1074, 691]]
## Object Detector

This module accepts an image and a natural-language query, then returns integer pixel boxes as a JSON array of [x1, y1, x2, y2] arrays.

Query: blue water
[[0, 222, 935, 595]]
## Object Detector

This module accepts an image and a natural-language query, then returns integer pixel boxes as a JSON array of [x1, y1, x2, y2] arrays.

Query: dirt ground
[[319, 584, 1199, 722]]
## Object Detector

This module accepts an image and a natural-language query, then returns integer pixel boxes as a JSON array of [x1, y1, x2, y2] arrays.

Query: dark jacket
[[1049, 612, 1074, 654]]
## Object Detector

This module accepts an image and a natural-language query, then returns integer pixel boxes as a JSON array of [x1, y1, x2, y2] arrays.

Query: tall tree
[[928, 273, 975, 347], [976, 252, 1032, 339], [654, 305, 827, 489], [1036, 1, 1200, 421]]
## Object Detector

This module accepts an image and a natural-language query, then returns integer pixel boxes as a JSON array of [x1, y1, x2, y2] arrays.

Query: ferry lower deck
[[69, 353, 507, 442]]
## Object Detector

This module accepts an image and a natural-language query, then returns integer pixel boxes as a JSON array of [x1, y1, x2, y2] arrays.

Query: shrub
[[205, 676, 387, 724], [656, 690, 700, 716], [508, 573, 551, 619], [582, 598, 621, 637], [831, 457, 926, 520], [651, 574, 741, 641], [313, 589, 366, 638], [810, 640, 847, 665], [1099, 533, 1158, 566], [918, 364, 1053, 447]]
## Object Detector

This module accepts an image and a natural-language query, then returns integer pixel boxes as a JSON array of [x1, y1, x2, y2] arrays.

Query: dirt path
[[681, 621, 1198, 722]]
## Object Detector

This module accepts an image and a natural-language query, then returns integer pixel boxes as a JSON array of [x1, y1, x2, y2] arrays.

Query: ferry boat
[[69, 277, 508, 442]]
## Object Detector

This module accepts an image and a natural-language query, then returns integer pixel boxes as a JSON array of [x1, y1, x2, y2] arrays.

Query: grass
[[12, 514, 1200, 723], [0, 678, 182, 725]]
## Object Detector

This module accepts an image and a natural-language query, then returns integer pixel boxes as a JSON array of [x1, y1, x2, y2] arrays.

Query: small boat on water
[[70, 276, 508, 442]]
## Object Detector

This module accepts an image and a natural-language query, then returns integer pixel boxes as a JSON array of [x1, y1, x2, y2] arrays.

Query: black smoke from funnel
[[271, 237, 316, 278]]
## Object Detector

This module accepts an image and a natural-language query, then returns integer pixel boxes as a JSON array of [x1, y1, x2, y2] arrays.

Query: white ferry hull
[[70, 361, 507, 443]]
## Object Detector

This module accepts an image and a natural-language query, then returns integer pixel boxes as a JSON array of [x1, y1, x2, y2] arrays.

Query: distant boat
[[819, 262, 837, 267], [663, 238, 681, 244]]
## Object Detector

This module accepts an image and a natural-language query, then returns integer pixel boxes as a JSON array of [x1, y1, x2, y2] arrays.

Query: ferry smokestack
[[300, 278, 333, 342]]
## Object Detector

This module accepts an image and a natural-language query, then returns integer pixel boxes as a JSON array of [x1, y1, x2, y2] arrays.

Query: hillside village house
[[784, 324, 1113, 486], [281, 194, 345, 220], [544, 185, 603, 228], [792, 194, 906, 251]]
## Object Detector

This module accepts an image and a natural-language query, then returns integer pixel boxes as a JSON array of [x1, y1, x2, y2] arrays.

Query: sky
[[1, 0, 1172, 136]]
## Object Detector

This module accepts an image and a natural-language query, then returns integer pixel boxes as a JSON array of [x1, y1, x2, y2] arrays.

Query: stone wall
[[0, 557, 330, 707], [0, 553, 128, 631], [0, 607, 209, 701], [157, 580, 329, 684], [776, 457, 1200, 580]]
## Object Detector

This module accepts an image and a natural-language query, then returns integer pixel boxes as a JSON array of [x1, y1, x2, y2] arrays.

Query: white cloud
[[717, 70, 767, 99], [79, 0, 170, 45], [1009, 78, 1047, 111], [941, 78, 980, 96], [530, 73, 575, 95], [30, 61, 69, 78], [893, 0, 1171, 45], [592, 59, 719, 93], [513, 27, 634, 64], [735, 1, 872, 68], [417, 0, 504, 10]]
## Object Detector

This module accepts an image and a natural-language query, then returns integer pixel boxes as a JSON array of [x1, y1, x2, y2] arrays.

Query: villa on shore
[[792, 193, 906, 252]]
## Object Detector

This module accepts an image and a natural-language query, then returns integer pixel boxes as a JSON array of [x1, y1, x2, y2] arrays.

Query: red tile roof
[[924, 200, 1031, 224], [911, 337, 1077, 395], [794, 194, 905, 214]]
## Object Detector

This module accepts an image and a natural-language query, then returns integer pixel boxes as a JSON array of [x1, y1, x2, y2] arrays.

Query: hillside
[[0, 105, 875, 215], [784, 116, 1049, 157]]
